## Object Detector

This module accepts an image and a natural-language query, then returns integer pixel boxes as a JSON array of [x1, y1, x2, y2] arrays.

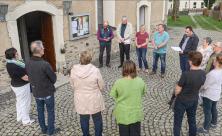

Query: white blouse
[[200, 69, 222, 101]]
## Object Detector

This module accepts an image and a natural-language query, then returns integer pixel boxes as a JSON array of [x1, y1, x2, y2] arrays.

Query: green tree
[[171, 0, 180, 21], [204, 0, 216, 9]]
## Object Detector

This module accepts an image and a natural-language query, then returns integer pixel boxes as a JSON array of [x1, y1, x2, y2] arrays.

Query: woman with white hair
[[197, 37, 213, 70]]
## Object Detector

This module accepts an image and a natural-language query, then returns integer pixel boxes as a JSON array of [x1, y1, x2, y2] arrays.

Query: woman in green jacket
[[110, 60, 146, 136]]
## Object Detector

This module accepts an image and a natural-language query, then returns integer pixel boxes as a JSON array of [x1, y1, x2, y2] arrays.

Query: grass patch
[[167, 15, 196, 28], [193, 16, 217, 30], [201, 16, 222, 30]]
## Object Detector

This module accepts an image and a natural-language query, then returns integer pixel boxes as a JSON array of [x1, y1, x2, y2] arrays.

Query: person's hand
[[137, 45, 141, 48], [104, 38, 108, 42], [179, 51, 183, 54]]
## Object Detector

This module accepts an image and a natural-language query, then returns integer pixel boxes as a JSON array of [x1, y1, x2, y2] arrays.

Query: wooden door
[[40, 13, 56, 71]]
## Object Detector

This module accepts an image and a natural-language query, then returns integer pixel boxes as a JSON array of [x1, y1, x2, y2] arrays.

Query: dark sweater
[[26, 56, 57, 98]]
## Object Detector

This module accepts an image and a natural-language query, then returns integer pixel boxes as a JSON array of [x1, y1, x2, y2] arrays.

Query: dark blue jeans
[[136, 48, 148, 69], [35, 95, 55, 135], [203, 97, 218, 130], [174, 99, 198, 136], [179, 55, 190, 73], [152, 52, 166, 74], [80, 112, 103, 136]]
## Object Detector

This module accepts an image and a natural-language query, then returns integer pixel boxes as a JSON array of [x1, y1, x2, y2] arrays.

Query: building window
[[193, 2, 197, 8], [0, 4, 8, 22], [201, 2, 204, 8]]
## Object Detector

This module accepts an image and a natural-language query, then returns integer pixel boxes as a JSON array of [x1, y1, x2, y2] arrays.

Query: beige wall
[[115, 1, 165, 32], [115, 1, 137, 30], [0, 0, 25, 56], [72, 0, 97, 34], [0, 23, 11, 56], [150, 1, 164, 25]]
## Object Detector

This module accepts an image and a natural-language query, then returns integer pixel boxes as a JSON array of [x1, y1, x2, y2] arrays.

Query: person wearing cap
[[197, 37, 213, 70], [205, 42, 222, 73], [179, 26, 199, 72]]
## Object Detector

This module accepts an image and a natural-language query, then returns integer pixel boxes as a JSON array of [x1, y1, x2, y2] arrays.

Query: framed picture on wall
[[69, 13, 90, 40]]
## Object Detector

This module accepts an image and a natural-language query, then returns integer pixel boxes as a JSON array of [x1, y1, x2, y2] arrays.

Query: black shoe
[[106, 64, 111, 68], [48, 128, 61, 136], [98, 64, 103, 68], [118, 65, 122, 68]]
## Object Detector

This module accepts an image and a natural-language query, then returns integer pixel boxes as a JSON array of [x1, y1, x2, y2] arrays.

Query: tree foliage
[[204, 0, 216, 9]]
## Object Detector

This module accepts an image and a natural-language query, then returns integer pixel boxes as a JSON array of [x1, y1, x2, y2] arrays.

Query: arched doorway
[[17, 11, 56, 71], [139, 5, 148, 26], [6, 1, 65, 72], [137, 1, 151, 33]]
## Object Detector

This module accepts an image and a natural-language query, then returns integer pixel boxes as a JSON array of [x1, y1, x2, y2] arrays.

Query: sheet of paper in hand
[[171, 46, 182, 52]]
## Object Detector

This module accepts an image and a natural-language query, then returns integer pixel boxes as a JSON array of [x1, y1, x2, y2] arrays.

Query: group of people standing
[[97, 16, 169, 78], [5, 41, 60, 135], [174, 26, 222, 135], [4, 15, 222, 136]]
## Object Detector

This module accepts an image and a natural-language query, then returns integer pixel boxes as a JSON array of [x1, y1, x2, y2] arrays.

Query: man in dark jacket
[[179, 26, 199, 72], [26, 40, 59, 135]]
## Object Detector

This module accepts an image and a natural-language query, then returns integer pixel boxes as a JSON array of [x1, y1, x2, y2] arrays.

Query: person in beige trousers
[[70, 51, 105, 136]]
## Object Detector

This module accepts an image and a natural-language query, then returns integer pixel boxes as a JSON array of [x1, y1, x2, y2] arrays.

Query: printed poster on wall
[[70, 14, 89, 39]]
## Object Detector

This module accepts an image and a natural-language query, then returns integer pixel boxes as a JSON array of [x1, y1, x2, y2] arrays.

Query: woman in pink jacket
[[70, 51, 105, 136]]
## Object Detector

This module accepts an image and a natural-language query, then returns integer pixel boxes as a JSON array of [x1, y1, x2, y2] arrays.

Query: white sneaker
[[23, 119, 35, 126]]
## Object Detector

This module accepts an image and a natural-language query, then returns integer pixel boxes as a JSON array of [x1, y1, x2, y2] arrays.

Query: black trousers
[[119, 122, 141, 136], [99, 43, 111, 65], [119, 43, 130, 65]]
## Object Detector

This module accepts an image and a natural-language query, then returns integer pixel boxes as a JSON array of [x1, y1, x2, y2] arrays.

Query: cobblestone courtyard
[[0, 28, 222, 136]]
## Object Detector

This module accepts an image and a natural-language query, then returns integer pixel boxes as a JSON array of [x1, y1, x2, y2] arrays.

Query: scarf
[[6, 59, 25, 68]]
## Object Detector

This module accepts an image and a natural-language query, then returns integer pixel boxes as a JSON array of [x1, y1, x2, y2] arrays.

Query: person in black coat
[[179, 26, 199, 72], [26, 40, 60, 135]]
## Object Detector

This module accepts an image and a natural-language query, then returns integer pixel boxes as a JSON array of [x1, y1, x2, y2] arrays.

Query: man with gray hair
[[116, 16, 133, 68], [26, 40, 60, 135], [206, 42, 222, 73]]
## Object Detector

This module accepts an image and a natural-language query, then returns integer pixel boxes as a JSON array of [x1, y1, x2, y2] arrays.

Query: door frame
[[6, 1, 65, 71], [137, 1, 151, 33]]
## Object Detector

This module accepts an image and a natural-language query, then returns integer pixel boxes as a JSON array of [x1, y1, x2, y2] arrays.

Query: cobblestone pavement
[[1, 27, 222, 136]]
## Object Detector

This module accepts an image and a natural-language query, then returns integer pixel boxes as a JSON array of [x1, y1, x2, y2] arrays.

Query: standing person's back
[[26, 41, 59, 135], [110, 60, 146, 136], [70, 51, 105, 136], [71, 63, 105, 114], [174, 51, 206, 136], [26, 56, 56, 97]]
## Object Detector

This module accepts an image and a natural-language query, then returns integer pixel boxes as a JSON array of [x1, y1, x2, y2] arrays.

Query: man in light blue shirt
[[150, 24, 169, 78]]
